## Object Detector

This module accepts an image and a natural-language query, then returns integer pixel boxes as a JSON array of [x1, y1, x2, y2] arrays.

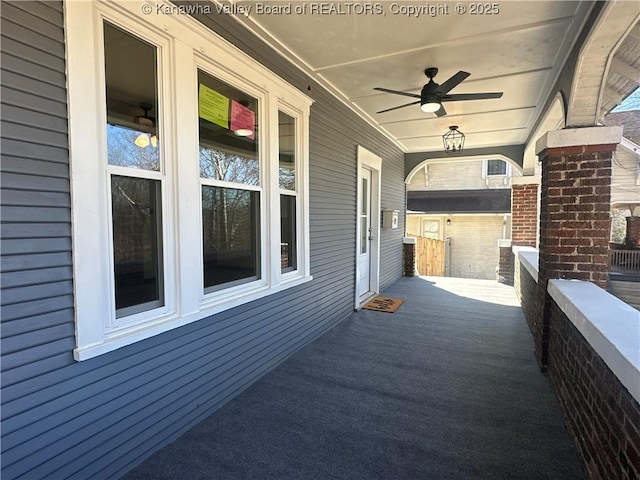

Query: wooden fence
[[413, 236, 446, 276], [609, 249, 640, 275]]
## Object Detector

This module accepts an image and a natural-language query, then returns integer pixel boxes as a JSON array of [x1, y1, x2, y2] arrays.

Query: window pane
[[202, 186, 260, 289], [111, 175, 163, 316], [104, 22, 159, 171], [279, 111, 296, 190], [198, 70, 259, 185], [280, 195, 297, 271], [487, 159, 507, 176], [361, 178, 368, 215]]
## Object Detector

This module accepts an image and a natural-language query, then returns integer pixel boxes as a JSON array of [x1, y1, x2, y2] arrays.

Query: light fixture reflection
[[134, 133, 158, 148], [135, 133, 150, 148], [234, 128, 253, 137]]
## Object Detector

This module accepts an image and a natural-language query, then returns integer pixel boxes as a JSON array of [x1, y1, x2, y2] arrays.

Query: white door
[[358, 168, 372, 298]]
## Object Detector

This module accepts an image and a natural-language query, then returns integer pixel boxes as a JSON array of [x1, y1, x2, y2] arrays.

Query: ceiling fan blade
[[438, 71, 470, 94], [373, 87, 421, 99], [434, 105, 447, 117], [442, 92, 503, 101], [376, 100, 421, 114]]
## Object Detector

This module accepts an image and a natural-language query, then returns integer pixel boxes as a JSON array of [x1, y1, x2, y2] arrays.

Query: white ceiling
[[233, 0, 595, 153]]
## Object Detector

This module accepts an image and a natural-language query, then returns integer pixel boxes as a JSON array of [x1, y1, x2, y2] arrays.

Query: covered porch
[[124, 276, 584, 480]]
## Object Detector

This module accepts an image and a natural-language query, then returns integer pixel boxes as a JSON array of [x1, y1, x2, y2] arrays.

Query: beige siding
[[406, 215, 422, 236], [407, 214, 509, 280], [447, 216, 508, 280], [407, 160, 522, 191], [611, 147, 640, 205]]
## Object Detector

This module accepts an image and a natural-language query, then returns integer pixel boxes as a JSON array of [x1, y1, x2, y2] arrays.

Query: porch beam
[[610, 57, 640, 85]]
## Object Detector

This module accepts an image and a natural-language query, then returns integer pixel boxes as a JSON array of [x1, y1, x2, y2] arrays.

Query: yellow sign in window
[[198, 84, 229, 128]]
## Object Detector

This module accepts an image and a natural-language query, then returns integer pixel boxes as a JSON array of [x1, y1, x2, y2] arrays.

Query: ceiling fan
[[374, 67, 503, 117]]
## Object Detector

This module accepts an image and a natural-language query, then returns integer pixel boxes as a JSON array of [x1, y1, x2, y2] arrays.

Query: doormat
[[362, 296, 404, 313]]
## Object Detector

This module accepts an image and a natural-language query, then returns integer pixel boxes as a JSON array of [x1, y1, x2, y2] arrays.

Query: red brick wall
[[512, 183, 538, 247], [498, 246, 514, 285], [514, 258, 542, 336], [403, 243, 415, 277], [539, 145, 613, 289], [547, 301, 640, 480], [516, 257, 547, 368]]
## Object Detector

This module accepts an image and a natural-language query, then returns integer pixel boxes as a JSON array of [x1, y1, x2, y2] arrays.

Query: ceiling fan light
[[134, 133, 150, 148], [420, 102, 441, 113]]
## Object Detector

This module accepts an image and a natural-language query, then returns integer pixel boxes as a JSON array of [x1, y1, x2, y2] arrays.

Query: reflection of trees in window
[[202, 186, 260, 289], [199, 147, 259, 185], [279, 162, 295, 191], [111, 176, 163, 315], [280, 194, 296, 271], [108, 124, 160, 171]]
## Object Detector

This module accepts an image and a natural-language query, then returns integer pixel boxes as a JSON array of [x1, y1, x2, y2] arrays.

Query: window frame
[[276, 104, 304, 278], [483, 159, 510, 178], [66, 0, 313, 361]]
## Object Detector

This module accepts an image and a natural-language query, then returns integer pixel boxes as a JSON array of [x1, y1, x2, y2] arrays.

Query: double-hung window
[[104, 23, 166, 320], [66, 1, 312, 360], [198, 71, 262, 291]]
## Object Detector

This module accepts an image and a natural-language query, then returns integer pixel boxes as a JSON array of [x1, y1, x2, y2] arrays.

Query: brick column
[[403, 237, 416, 277], [511, 180, 539, 247], [626, 216, 640, 247], [501, 177, 540, 285], [497, 240, 513, 285], [532, 126, 621, 369]]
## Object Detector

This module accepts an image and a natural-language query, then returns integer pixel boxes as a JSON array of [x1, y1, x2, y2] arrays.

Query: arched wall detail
[[405, 154, 521, 184], [566, 3, 640, 126]]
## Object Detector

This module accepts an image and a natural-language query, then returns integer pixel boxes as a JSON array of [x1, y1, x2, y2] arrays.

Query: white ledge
[[548, 279, 640, 404], [535, 126, 622, 155], [511, 175, 541, 186], [513, 246, 539, 282]]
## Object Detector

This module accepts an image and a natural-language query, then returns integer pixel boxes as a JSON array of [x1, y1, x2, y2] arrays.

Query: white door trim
[[355, 146, 381, 308]]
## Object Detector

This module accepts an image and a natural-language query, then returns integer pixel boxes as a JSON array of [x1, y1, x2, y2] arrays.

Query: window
[[422, 220, 440, 240], [485, 159, 508, 177], [66, 2, 312, 360], [279, 111, 297, 272], [198, 71, 261, 290], [104, 23, 165, 319]]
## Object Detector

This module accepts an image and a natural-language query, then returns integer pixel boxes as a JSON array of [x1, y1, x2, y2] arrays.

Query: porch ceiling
[[232, 0, 595, 153]]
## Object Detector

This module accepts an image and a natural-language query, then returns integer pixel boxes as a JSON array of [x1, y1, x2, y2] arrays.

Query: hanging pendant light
[[443, 125, 465, 154]]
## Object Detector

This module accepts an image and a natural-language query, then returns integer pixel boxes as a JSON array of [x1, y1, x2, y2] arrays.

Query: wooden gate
[[414, 236, 446, 276]]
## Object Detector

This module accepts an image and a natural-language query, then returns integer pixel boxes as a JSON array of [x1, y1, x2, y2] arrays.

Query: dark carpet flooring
[[123, 276, 585, 480]]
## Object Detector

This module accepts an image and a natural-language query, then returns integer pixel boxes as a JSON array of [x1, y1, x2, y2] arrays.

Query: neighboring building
[[604, 110, 640, 244], [406, 158, 521, 279]]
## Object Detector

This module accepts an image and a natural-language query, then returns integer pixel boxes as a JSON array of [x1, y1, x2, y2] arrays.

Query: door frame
[[355, 146, 381, 308]]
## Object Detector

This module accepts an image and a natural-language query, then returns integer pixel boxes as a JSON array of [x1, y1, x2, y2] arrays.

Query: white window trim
[[483, 159, 511, 178], [65, 0, 313, 361]]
